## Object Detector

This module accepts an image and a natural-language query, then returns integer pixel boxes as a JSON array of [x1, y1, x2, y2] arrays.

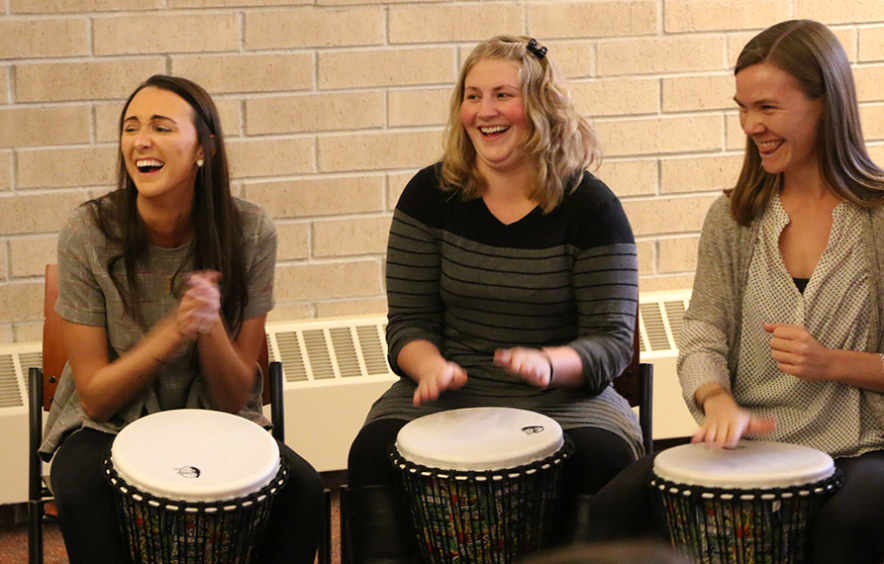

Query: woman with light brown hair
[[591, 20, 884, 564], [345, 36, 642, 563]]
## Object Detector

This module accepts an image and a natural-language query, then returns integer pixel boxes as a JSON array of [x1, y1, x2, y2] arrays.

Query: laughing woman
[[590, 21, 884, 564], [39, 75, 323, 564], [345, 36, 642, 563]]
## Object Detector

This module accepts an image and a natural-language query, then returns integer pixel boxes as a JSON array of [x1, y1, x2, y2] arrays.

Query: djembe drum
[[105, 409, 287, 564], [651, 440, 842, 564], [390, 407, 574, 564]]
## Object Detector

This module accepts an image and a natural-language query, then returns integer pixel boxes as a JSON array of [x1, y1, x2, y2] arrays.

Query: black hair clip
[[527, 38, 548, 60]]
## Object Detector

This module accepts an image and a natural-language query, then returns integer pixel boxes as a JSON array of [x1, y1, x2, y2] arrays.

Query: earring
[[197, 159, 204, 167]]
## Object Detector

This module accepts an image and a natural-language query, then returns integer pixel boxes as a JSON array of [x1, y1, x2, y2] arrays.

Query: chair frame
[[28, 264, 290, 564], [611, 303, 654, 455]]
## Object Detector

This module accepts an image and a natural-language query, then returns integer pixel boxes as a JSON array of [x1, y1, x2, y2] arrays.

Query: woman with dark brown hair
[[40, 75, 323, 564]]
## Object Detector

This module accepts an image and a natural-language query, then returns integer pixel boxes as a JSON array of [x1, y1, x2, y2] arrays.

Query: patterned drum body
[[105, 409, 287, 564], [651, 441, 842, 564], [392, 407, 573, 564]]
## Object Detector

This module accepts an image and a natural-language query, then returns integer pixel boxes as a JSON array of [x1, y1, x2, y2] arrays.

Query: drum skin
[[105, 409, 288, 564], [651, 441, 843, 564], [392, 407, 573, 564]]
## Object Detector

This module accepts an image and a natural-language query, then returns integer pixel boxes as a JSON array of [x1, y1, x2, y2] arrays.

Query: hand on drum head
[[494, 347, 552, 388], [177, 271, 222, 340], [693, 392, 776, 449], [413, 360, 468, 406]]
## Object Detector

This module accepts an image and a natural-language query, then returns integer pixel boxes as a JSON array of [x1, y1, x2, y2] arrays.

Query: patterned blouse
[[680, 193, 884, 459]]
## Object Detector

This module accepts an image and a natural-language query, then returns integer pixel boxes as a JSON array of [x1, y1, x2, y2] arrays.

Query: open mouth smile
[[756, 140, 784, 155], [135, 158, 164, 173], [479, 125, 510, 136]]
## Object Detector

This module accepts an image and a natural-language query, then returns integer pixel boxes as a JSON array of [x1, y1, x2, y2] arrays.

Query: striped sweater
[[366, 164, 643, 456]]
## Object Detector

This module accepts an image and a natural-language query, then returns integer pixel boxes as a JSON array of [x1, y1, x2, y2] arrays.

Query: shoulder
[[559, 173, 634, 247], [233, 198, 276, 240], [394, 164, 451, 222], [565, 172, 620, 210], [58, 197, 109, 249], [700, 194, 751, 243]]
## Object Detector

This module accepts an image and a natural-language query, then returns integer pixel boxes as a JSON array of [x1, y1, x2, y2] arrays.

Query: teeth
[[136, 159, 163, 168], [757, 140, 782, 149], [480, 126, 509, 134]]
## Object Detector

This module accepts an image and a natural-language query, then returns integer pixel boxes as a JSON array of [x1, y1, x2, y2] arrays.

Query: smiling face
[[735, 61, 824, 181], [120, 86, 204, 205], [460, 58, 530, 177]]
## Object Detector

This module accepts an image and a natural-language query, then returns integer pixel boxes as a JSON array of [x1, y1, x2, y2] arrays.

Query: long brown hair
[[87, 75, 248, 334], [441, 36, 601, 213], [730, 20, 884, 225]]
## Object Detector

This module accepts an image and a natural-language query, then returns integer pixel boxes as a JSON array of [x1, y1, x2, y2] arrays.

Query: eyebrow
[[463, 85, 519, 92], [123, 114, 177, 123], [733, 96, 778, 106]]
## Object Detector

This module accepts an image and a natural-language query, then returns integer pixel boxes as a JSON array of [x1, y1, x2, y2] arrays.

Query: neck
[[781, 162, 830, 200], [137, 197, 194, 248], [480, 164, 533, 202]]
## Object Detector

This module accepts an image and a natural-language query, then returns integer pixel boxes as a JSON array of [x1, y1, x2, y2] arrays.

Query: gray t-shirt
[[40, 196, 277, 460]]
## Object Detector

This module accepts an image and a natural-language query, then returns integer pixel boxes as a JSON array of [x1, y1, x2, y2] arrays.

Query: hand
[[413, 360, 468, 406], [177, 271, 221, 339], [692, 392, 776, 448], [765, 323, 833, 382], [494, 347, 552, 388]]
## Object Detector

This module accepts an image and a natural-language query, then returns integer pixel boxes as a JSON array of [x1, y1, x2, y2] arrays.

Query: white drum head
[[111, 409, 279, 503], [654, 440, 834, 489], [395, 407, 564, 472]]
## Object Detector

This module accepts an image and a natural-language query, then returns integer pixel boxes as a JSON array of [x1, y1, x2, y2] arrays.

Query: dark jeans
[[589, 448, 884, 564], [51, 427, 324, 564], [347, 418, 636, 494]]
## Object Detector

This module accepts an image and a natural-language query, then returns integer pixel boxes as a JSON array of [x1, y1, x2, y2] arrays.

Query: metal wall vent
[[266, 317, 393, 383], [0, 354, 23, 408]]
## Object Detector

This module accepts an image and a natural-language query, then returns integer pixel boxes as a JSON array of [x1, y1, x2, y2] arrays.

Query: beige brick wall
[[1, 0, 883, 342]]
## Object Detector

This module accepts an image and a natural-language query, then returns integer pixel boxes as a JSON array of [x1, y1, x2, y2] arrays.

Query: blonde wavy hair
[[441, 35, 601, 213], [730, 20, 884, 226]]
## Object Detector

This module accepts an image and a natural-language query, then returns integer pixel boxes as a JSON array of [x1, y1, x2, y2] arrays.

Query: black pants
[[51, 427, 324, 564], [589, 448, 884, 564], [347, 418, 636, 494]]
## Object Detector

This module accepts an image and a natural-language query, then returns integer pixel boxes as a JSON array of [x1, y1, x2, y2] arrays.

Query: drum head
[[653, 440, 834, 489], [111, 409, 279, 503], [395, 407, 563, 472]]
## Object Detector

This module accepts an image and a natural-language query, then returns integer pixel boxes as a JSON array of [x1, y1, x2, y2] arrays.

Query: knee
[[50, 434, 115, 514], [347, 420, 406, 488], [279, 446, 324, 507]]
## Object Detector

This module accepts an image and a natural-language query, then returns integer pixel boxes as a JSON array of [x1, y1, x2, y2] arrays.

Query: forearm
[[541, 346, 584, 387], [197, 316, 258, 413], [74, 315, 187, 422], [825, 349, 884, 392]]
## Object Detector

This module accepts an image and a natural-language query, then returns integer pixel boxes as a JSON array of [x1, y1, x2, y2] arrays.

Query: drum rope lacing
[[104, 454, 289, 514], [103, 453, 289, 564], [651, 469, 844, 564], [650, 469, 843, 502], [389, 436, 575, 564]]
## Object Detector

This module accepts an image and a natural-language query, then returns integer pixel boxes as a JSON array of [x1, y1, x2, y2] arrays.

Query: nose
[[132, 127, 153, 150], [741, 111, 766, 136], [477, 96, 499, 118]]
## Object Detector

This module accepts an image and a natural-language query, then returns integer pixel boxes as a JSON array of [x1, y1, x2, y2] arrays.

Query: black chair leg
[[318, 488, 332, 564]]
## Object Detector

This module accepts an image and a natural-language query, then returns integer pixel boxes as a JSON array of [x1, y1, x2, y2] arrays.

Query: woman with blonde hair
[[591, 20, 884, 563], [345, 36, 642, 563]]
